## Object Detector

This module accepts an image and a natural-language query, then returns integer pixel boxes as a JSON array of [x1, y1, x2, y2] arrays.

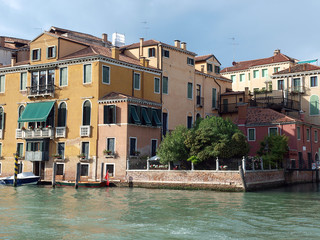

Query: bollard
[[147, 158, 150, 170], [260, 158, 264, 170], [242, 156, 246, 173], [13, 154, 18, 187], [52, 162, 57, 188], [191, 162, 194, 171], [216, 157, 219, 171], [252, 160, 255, 171]]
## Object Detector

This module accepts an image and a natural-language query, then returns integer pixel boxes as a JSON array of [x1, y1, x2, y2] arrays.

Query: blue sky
[[0, 0, 319, 68]]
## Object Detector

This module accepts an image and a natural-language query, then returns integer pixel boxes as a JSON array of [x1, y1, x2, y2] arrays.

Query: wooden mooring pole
[[13, 154, 18, 187], [75, 162, 81, 189], [52, 162, 57, 188], [100, 163, 104, 182]]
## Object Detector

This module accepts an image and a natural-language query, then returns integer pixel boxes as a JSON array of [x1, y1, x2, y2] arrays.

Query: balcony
[[290, 86, 305, 94], [25, 151, 49, 161], [0, 129, 3, 139], [27, 84, 55, 98], [17, 128, 54, 139], [80, 126, 91, 137], [55, 127, 66, 138], [219, 103, 238, 114], [196, 96, 204, 108]]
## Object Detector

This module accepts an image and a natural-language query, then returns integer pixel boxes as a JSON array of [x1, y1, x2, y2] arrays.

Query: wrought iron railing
[[27, 84, 55, 97]]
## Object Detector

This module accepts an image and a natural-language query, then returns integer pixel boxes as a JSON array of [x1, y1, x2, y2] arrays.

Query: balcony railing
[[80, 126, 91, 137], [0, 129, 3, 139], [251, 97, 300, 111], [196, 96, 204, 107], [25, 151, 49, 161], [16, 128, 54, 139], [219, 103, 238, 114], [27, 84, 55, 98], [55, 127, 66, 138], [290, 86, 305, 94]]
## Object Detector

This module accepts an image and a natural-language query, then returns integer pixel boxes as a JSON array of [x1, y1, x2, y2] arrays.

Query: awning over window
[[152, 110, 161, 126], [141, 108, 151, 125], [18, 101, 55, 122], [130, 106, 141, 124]]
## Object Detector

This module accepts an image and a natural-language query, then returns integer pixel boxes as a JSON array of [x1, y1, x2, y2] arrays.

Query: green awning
[[141, 108, 151, 125], [152, 110, 161, 126], [18, 101, 55, 122], [131, 106, 141, 124]]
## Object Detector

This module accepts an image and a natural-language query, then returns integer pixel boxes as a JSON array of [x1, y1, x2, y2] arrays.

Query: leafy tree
[[157, 125, 189, 165], [185, 116, 249, 164], [257, 134, 289, 168]]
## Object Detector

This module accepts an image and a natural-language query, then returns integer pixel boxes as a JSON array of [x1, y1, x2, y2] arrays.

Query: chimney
[[274, 49, 280, 56], [237, 103, 248, 124], [112, 46, 119, 60], [232, 61, 237, 66], [174, 40, 180, 48], [181, 42, 186, 50], [11, 53, 16, 67], [0, 37, 4, 47], [139, 38, 144, 57], [140, 57, 146, 66], [145, 59, 149, 67], [244, 87, 249, 101], [201, 65, 204, 72], [299, 110, 305, 121], [102, 33, 108, 42]]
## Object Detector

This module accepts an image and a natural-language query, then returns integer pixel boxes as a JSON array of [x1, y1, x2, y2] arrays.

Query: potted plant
[[52, 154, 62, 159], [78, 153, 86, 159], [21, 126, 26, 131], [103, 149, 112, 155]]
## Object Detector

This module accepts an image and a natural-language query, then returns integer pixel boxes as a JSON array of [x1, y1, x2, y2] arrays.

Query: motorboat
[[0, 172, 40, 186]]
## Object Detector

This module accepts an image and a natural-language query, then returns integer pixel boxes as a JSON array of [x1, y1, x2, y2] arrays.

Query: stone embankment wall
[[285, 170, 316, 184], [244, 170, 285, 190]]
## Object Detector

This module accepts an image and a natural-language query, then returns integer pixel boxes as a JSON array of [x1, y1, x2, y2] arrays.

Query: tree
[[157, 125, 189, 165], [185, 116, 249, 164], [257, 134, 289, 168]]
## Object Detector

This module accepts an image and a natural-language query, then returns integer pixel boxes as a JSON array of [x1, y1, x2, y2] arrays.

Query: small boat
[[56, 181, 107, 188], [0, 172, 40, 186]]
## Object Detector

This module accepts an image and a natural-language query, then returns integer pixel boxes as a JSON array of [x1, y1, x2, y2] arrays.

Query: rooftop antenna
[[229, 37, 239, 63], [141, 21, 149, 39], [33, 27, 43, 34]]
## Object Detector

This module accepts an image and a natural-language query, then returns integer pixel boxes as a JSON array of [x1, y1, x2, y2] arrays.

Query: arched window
[[0, 107, 4, 130], [310, 95, 319, 116], [18, 105, 25, 129], [315, 153, 319, 162], [82, 100, 91, 126], [58, 102, 67, 127], [196, 113, 201, 121]]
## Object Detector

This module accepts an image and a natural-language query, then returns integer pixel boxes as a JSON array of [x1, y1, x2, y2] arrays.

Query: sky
[[0, 0, 319, 68]]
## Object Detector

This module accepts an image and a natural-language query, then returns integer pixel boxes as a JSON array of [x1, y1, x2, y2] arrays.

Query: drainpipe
[[213, 77, 221, 114]]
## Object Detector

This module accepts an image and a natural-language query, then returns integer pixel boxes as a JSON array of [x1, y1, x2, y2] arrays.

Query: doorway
[[33, 161, 45, 180]]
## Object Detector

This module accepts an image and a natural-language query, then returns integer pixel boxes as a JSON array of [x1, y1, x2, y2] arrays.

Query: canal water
[[1, 184, 320, 240]]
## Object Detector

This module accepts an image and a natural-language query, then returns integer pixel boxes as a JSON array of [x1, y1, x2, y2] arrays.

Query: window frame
[[105, 163, 115, 177], [253, 70, 259, 78], [31, 48, 41, 61], [212, 88, 217, 109], [106, 137, 116, 155], [297, 126, 301, 140], [262, 69, 268, 77], [240, 73, 245, 82], [82, 100, 91, 126], [187, 115, 193, 129], [56, 163, 65, 176], [274, 67, 280, 73], [315, 130, 318, 143], [151, 139, 158, 157], [231, 75, 236, 82], [0, 75, 5, 93], [310, 76, 318, 88], [57, 142, 65, 159], [310, 95, 319, 116], [162, 76, 168, 94], [187, 57, 194, 66], [80, 163, 89, 176], [148, 48, 155, 58], [103, 105, 116, 124], [133, 72, 141, 90], [277, 79, 284, 90], [247, 128, 256, 141], [81, 141, 90, 159], [58, 102, 67, 127], [129, 137, 137, 156], [207, 63, 213, 72], [59, 67, 68, 87], [154, 77, 160, 94], [83, 64, 92, 84], [307, 128, 310, 141], [162, 49, 170, 58], [20, 72, 27, 91], [268, 127, 278, 136], [16, 143, 24, 158], [187, 82, 193, 99], [46, 46, 56, 59], [102, 65, 111, 85]]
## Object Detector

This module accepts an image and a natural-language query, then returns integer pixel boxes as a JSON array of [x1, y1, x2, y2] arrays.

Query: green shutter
[[152, 109, 161, 126], [103, 66, 110, 84], [154, 78, 160, 93], [134, 73, 140, 89], [212, 88, 217, 108], [187, 82, 193, 99], [103, 105, 108, 124], [310, 95, 319, 115], [141, 108, 151, 125], [84, 64, 91, 83], [130, 106, 141, 124]]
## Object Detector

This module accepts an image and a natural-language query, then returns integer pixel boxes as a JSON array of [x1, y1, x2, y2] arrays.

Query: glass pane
[[134, 73, 140, 89], [58, 143, 65, 157], [83, 101, 91, 125], [154, 78, 160, 93], [80, 164, 89, 176], [163, 77, 168, 94], [84, 64, 92, 83], [60, 68, 67, 86], [103, 66, 110, 84], [56, 164, 64, 175], [188, 83, 192, 98], [107, 138, 115, 153]]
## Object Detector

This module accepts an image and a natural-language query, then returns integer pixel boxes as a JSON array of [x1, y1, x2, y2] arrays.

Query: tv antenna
[[229, 37, 239, 62], [141, 21, 150, 38]]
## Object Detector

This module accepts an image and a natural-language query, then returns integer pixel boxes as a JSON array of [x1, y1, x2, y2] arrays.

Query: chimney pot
[[174, 40, 180, 48], [201, 65, 204, 72], [139, 38, 144, 57], [232, 61, 237, 66], [181, 42, 186, 50], [102, 33, 108, 42], [274, 49, 280, 56], [11, 53, 16, 67]]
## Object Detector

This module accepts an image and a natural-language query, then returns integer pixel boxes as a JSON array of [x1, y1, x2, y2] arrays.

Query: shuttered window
[[310, 95, 319, 116], [162, 76, 168, 94], [103, 105, 116, 124], [187, 82, 193, 99], [212, 88, 217, 109], [83, 64, 92, 84], [60, 67, 68, 86]]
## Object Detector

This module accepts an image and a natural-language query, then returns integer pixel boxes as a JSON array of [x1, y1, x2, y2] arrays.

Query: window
[[187, 57, 194, 66], [102, 65, 110, 84], [129, 137, 137, 156], [81, 142, 89, 159], [128, 105, 141, 124], [20, 72, 27, 91], [212, 88, 217, 109], [231, 75, 236, 82], [107, 138, 115, 154], [274, 67, 280, 73], [310, 95, 319, 116], [196, 84, 201, 105], [47, 46, 56, 59], [134, 72, 140, 90], [56, 163, 64, 175], [106, 164, 115, 177], [80, 163, 89, 176], [148, 48, 155, 57], [82, 100, 91, 126], [0, 75, 5, 93], [151, 139, 157, 157], [215, 66, 220, 73], [17, 143, 24, 157], [207, 63, 213, 72], [307, 128, 310, 141], [262, 69, 268, 77], [253, 70, 259, 78], [268, 127, 278, 136], [83, 64, 92, 84], [187, 116, 193, 129], [58, 102, 67, 127], [248, 73, 251, 81], [59, 67, 68, 86], [103, 105, 116, 124], [31, 49, 40, 61], [58, 142, 65, 159], [18, 105, 25, 129], [311, 76, 318, 87], [277, 80, 284, 90], [187, 82, 193, 99], [162, 49, 169, 58], [0, 107, 4, 130], [0, 143, 2, 158], [17, 163, 23, 174], [240, 74, 245, 82], [30, 70, 54, 95], [297, 126, 301, 140], [0, 162, 1, 175], [293, 78, 301, 91], [315, 130, 318, 143], [248, 128, 256, 141], [154, 77, 160, 93], [162, 112, 168, 136], [162, 76, 168, 94]]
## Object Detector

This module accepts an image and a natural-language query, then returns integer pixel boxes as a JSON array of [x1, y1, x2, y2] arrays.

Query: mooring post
[[52, 162, 57, 188], [147, 158, 150, 170], [252, 160, 255, 171], [75, 162, 80, 189], [13, 153, 18, 187], [100, 162, 104, 182], [242, 156, 246, 173], [127, 158, 130, 170], [260, 157, 264, 170], [216, 157, 219, 171], [191, 162, 194, 171]]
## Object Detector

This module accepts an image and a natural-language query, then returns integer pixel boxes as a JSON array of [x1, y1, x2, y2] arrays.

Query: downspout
[[213, 77, 221, 114], [132, 70, 134, 97], [159, 43, 163, 138]]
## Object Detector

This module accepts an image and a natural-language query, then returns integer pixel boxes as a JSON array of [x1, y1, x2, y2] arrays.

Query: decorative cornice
[[272, 70, 320, 79], [98, 98, 162, 107], [196, 71, 232, 83]]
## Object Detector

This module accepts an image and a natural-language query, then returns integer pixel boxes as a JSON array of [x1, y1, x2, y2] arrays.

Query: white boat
[[0, 172, 40, 186]]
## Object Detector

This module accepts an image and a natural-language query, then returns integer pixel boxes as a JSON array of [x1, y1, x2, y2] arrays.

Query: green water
[[1, 184, 320, 240]]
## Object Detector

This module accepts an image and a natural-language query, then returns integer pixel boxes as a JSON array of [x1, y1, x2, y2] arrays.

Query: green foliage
[[187, 155, 201, 164], [157, 125, 189, 164], [185, 116, 249, 163], [257, 134, 289, 167]]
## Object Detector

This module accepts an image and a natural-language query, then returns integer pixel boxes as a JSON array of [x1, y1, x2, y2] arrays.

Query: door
[[223, 99, 228, 113], [33, 161, 45, 180], [298, 152, 303, 169], [162, 112, 168, 136], [308, 152, 312, 169]]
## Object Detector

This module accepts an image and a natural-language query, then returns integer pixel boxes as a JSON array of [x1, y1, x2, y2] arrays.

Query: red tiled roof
[[195, 54, 213, 62], [274, 63, 320, 75], [195, 70, 232, 82], [245, 107, 299, 125], [0, 36, 29, 50], [221, 53, 295, 73]]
